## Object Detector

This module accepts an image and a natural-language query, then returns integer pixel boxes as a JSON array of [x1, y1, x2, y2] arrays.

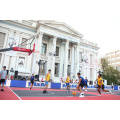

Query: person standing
[[30, 74, 35, 89], [0, 66, 7, 91], [41, 77, 44, 82], [84, 77, 89, 91], [76, 73, 86, 97], [60, 78, 63, 83], [43, 69, 51, 93], [65, 74, 70, 92], [94, 74, 112, 96]]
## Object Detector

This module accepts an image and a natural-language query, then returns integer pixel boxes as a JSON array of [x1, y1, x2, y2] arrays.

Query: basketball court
[[0, 36, 120, 100], [0, 87, 120, 100]]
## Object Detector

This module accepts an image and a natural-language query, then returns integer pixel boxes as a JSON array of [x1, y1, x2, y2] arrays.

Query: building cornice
[[37, 23, 83, 39], [1, 20, 37, 32]]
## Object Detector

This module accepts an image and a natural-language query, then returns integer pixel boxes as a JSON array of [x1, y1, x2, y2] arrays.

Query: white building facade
[[0, 20, 99, 84]]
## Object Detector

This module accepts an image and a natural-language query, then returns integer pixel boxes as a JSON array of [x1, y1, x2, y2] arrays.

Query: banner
[[18, 57, 25, 69], [6, 34, 19, 56], [7, 34, 19, 48]]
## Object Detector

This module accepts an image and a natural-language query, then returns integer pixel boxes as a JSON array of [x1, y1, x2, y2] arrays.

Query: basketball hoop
[[0, 36, 39, 55]]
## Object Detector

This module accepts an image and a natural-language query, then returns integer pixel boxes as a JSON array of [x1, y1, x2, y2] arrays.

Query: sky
[[1, 0, 120, 57]]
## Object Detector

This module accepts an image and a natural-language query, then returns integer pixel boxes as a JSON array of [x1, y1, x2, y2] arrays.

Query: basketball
[[72, 91, 76, 95]]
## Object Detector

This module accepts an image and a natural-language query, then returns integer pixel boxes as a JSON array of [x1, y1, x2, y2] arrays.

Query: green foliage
[[100, 58, 120, 85], [100, 58, 109, 72]]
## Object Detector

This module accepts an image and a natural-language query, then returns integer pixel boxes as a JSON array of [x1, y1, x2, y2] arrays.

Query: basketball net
[[33, 50, 39, 53]]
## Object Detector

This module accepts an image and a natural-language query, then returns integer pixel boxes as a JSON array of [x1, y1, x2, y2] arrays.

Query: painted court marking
[[8, 87, 22, 100]]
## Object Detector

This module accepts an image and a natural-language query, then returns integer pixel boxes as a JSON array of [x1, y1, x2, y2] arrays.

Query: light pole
[[97, 69, 103, 74], [37, 60, 45, 81]]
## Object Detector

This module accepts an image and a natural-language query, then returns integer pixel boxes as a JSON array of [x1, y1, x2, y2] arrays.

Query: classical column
[[93, 52, 95, 83], [0, 33, 8, 70], [82, 49, 86, 78], [71, 44, 75, 78], [31, 36, 37, 74], [75, 42, 80, 78], [0, 54, 5, 71], [3, 33, 9, 48], [87, 68, 90, 82], [64, 40, 69, 78], [34, 32, 43, 75], [15, 56, 19, 70], [51, 36, 57, 80], [59, 43, 64, 78]]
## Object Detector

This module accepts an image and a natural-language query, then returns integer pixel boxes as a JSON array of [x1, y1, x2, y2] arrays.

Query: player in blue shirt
[[30, 74, 35, 89], [76, 73, 86, 97], [84, 77, 89, 91]]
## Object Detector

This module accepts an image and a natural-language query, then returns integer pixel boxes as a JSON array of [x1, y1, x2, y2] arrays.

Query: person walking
[[0, 66, 7, 91]]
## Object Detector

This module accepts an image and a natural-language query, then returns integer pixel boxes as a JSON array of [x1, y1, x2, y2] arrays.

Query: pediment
[[39, 20, 83, 37]]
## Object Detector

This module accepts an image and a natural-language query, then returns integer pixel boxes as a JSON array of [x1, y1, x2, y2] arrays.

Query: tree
[[100, 58, 109, 73], [100, 58, 120, 85]]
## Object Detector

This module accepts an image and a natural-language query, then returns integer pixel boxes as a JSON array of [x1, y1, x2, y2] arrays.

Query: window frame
[[41, 43, 47, 54], [56, 46, 59, 57]]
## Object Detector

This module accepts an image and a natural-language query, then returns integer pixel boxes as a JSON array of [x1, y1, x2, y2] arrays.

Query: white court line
[[8, 87, 22, 100]]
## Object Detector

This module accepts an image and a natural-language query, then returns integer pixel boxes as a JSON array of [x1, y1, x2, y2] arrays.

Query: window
[[41, 43, 47, 54], [56, 47, 59, 56], [0, 32, 5, 46], [67, 65, 71, 75], [68, 49, 70, 59], [90, 54, 92, 65], [21, 38, 27, 48], [79, 52, 82, 63], [55, 63, 59, 77]]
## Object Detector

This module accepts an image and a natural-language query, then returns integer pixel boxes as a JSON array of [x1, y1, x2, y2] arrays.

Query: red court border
[[0, 87, 120, 100]]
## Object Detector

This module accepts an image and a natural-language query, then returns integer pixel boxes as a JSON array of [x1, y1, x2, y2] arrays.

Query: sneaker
[[68, 90, 70, 92], [66, 90, 69, 92], [1, 89, 4, 91], [79, 93, 84, 97], [43, 90, 46, 93], [85, 90, 87, 92], [109, 91, 112, 94], [98, 92, 101, 96]]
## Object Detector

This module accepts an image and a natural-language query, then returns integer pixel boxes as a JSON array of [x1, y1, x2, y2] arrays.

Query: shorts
[[85, 84, 88, 87], [0, 79, 5, 84], [66, 83, 70, 86], [79, 83, 85, 88], [31, 80, 34, 84], [45, 81, 48, 85], [98, 84, 104, 89]]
